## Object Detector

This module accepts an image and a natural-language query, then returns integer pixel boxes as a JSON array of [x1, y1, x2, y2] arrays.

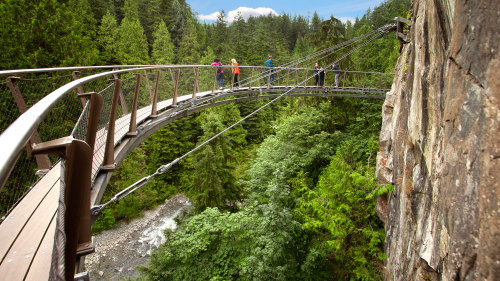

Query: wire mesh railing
[[0, 63, 394, 221], [0, 67, 133, 219]]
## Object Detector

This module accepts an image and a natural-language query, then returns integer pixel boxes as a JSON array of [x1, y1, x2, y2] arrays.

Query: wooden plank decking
[[0, 164, 60, 280]]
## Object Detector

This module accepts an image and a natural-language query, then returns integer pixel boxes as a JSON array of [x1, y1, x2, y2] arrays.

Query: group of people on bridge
[[314, 62, 340, 87], [211, 56, 340, 90]]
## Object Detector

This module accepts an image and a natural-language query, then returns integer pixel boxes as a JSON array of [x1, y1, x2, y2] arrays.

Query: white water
[[137, 197, 192, 255]]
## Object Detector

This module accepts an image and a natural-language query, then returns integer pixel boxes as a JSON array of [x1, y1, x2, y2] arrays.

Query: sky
[[186, 0, 387, 23]]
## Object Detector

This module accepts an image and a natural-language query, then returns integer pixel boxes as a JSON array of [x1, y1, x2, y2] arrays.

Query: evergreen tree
[[0, 0, 99, 69], [116, 17, 150, 64], [139, 0, 163, 51], [144, 114, 200, 192], [310, 11, 322, 34], [177, 19, 200, 64], [309, 15, 346, 64], [228, 12, 250, 63], [212, 10, 229, 57], [98, 10, 119, 64], [292, 35, 314, 59], [279, 14, 293, 52], [290, 15, 310, 50], [88, 0, 115, 24], [122, 0, 139, 20], [292, 151, 389, 280], [236, 100, 273, 144], [151, 20, 175, 64], [191, 111, 242, 211], [211, 104, 247, 158], [167, 0, 187, 48]]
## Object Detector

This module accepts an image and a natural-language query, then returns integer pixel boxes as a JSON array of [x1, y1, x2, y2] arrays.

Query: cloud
[[338, 17, 356, 24], [198, 7, 279, 22], [198, 11, 220, 21]]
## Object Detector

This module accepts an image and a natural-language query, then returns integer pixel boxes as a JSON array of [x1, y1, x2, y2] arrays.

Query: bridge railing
[[0, 64, 393, 280], [0, 65, 253, 219], [0, 65, 393, 220]]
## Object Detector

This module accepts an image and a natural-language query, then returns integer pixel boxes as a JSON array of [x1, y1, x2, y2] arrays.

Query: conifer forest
[[1, 0, 411, 279]]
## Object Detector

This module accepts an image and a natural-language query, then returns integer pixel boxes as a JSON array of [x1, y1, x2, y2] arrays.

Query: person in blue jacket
[[265, 55, 275, 85]]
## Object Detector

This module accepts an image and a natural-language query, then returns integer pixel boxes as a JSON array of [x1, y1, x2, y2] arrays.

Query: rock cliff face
[[376, 0, 499, 280]]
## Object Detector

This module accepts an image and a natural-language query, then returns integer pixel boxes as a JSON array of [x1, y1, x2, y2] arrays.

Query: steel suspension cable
[[237, 24, 394, 86], [91, 24, 395, 217]]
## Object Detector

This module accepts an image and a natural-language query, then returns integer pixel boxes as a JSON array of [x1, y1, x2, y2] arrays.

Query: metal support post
[[71, 71, 88, 107], [286, 69, 290, 87], [6, 76, 51, 171], [267, 70, 271, 89], [231, 70, 235, 91], [143, 70, 154, 103], [76, 92, 103, 151], [212, 68, 217, 94], [102, 78, 122, 170], [342, 71, 346, 88], [151, 71, 160, 117], [192, 67, 199, 98], [173, 69, 180, 106], [249, 68, 254, 90], [127, 74, 141, 136], [112, 72, 129, 115]]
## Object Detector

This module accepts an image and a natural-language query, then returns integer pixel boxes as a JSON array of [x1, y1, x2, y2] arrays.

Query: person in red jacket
[[231, 58, 240, 89]]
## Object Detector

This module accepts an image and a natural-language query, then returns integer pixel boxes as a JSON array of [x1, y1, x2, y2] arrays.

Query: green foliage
[[151, 20, 175, 64], [122, 0, 139, 20], [190, 109, 244, 211], [236, 99, 274, 144], [291, 152, 387, 280], [166, 0, 188, 48], [177, 19, 200, 64], [243, 106, 341, 194], [98, 10, 119, 64], [140, 183, 323, 281], [143, 114, 200, 190], [0, 0, 99, 69], [116, 17, 150, 64]]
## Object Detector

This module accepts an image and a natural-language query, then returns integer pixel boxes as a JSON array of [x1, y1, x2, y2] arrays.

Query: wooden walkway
[[0, 85, 388, 280], [0, 87, 217, 280]]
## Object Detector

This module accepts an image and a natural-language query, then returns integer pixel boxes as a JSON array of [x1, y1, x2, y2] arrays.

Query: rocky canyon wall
[[376, 0, 499, 280]]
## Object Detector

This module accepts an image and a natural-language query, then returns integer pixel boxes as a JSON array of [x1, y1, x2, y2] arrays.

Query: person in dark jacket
[[319, 67, 325, 87], [332, 63, 340, 87], [265, 55, 275, 85], [314, 62, 320, 86]]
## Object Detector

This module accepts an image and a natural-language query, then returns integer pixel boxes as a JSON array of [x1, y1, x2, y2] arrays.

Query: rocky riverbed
[[84, 194, 192, 280]]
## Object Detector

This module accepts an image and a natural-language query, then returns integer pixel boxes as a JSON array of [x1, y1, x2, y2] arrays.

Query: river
[[84, 193, 192, 280]]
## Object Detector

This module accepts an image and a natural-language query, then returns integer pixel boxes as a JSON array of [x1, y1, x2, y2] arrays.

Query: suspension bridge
[[0, 22, 406, 280]]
